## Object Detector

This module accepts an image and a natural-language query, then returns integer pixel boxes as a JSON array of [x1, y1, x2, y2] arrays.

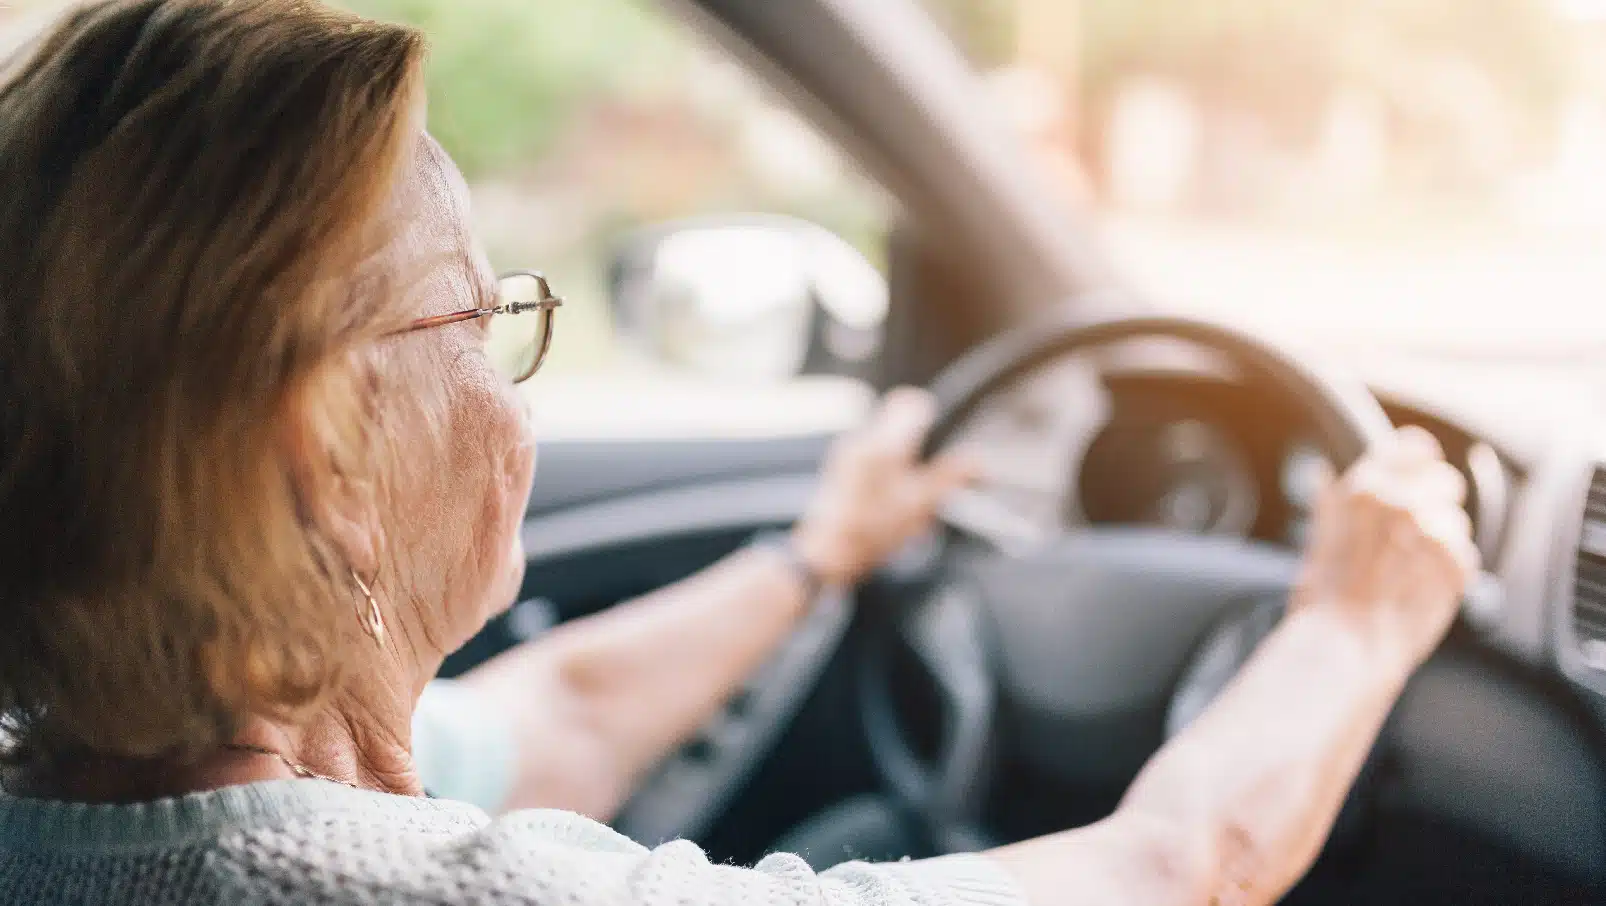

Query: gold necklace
[[222, 743, 361, 790]]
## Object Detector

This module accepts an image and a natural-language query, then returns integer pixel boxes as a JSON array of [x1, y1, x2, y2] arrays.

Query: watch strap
[[749, 530, 825, 603]]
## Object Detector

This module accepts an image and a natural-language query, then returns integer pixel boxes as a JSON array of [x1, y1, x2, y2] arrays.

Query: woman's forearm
[[457, 391, 966, 818], [989, 604, 1413, 906], [546, 545, 811, 782], [1119, 602, 1408, 902], [458, 545, 811, 818]]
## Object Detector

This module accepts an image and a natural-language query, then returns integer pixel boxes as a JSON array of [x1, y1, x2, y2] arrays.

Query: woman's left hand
[[791, 388, 974, 587]]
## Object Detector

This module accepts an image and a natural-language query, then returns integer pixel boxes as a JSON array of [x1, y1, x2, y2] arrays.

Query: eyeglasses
[[390, 270, 562, 384]]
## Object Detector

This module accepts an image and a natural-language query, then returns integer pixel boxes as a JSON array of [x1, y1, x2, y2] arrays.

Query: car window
[[336, 0, 890, 440]]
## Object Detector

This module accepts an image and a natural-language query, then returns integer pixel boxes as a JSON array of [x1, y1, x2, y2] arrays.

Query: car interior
[[409, 0, 1606, 903]]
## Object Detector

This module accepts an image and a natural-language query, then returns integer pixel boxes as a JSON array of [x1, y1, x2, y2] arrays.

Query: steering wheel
[[857, 310, 1400, 854]]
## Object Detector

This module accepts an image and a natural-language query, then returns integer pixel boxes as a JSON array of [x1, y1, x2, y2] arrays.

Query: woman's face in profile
[[364, 134, 537, 659]]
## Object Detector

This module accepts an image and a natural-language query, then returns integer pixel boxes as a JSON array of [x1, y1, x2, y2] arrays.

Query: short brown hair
[[0, 0, 424, 758]]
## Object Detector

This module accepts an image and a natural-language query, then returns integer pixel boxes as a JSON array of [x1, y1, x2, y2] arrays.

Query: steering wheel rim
[[861, 308, 1396, 853], [922, 310, 1394, 466]]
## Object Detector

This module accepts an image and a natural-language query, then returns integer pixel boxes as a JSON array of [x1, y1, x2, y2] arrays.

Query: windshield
[[928, 0, 1606, 356], [2, 0, 1591, 446]]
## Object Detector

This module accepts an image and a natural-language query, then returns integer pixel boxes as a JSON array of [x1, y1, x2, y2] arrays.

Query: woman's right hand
[[791, 388, 974, 588], [1296, 426, 1481, 670]]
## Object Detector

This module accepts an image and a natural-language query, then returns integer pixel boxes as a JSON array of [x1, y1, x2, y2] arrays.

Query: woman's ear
[[276, 365, 383, 580], [318, 473, 382, 582]]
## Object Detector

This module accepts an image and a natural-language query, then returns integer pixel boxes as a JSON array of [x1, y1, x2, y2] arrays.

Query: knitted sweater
[[0, 779, 1025, 906]]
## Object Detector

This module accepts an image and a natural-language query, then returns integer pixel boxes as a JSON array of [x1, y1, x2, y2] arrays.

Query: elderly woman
[[0, 2, 1478, 905]]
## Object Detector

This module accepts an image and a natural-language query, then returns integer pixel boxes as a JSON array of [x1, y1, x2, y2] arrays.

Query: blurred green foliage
[[338, 0, 680, 179]]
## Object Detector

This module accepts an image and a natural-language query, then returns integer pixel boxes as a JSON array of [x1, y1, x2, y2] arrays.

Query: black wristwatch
[[749, 530, 825, 603]]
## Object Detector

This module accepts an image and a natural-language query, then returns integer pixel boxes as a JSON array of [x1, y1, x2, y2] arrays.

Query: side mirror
[[609, 216, 887, 381]]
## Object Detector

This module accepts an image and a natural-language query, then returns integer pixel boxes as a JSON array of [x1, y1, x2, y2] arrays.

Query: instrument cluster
[[946, 363, 1503, 551]]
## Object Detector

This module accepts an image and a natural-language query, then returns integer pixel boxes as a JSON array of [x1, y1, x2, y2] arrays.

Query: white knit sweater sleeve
[[209, 804, 1028, 906]]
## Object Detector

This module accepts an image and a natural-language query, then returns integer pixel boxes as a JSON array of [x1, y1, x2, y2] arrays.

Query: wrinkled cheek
[[504, 399, 537, 523], [490, 429, 537, 616], [508, 397, 537, 557]]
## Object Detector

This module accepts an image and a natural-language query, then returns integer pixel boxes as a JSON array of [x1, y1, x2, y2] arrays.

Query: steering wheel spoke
[[861, 580, 998, 845], [900, 585, 996, 819]]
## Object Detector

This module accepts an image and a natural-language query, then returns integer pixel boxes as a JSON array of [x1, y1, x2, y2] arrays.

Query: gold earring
[[351, 569, 384, 644]]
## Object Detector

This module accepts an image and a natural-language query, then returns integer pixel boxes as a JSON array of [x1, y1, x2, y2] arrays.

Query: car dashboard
[[945, 343, 1606, 712]]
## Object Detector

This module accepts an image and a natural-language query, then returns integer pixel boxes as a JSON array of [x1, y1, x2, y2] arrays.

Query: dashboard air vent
[[1574, 466, 1606, 669]]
